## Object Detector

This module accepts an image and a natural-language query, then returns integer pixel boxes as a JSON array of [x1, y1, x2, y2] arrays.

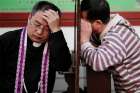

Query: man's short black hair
[[31, 1, 61, 16], [81, 0, 110, 24]]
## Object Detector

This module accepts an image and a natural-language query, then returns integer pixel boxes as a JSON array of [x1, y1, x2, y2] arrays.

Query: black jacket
[[0, 29, 72, 93]]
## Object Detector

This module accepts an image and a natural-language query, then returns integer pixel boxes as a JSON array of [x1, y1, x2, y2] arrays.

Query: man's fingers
[[44, 10, 59, 19], [42, 15, 50, 22], [43, 10, 59, 23], [81, 19, 92, 32], [48, 9, 59, 17], [43, 11, 52, 19]]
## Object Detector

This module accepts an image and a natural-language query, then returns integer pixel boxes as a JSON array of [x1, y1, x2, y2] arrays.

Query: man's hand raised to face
[[80, 19, 92, 45], [43, 9, 61, 33]]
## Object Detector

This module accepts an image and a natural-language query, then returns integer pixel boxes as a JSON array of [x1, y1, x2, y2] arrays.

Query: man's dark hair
[[31, 1, 61, 16], [81, 0, 110, 24]]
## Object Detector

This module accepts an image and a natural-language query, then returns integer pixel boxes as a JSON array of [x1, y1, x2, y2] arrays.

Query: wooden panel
[[0, 12, 140, 27], [0, 12, 74, 27], [113, 12, 140, 26], [86, 66, 111, 93]]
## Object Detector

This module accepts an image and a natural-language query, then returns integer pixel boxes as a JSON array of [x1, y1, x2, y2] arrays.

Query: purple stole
[[14, 28, 50, 93]]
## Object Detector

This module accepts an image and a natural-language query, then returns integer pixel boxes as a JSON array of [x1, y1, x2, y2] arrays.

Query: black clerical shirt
[[0, 29, 72, 93]]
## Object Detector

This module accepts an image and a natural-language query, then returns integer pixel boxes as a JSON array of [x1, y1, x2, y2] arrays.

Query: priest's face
[[27, 11, 50, 43]]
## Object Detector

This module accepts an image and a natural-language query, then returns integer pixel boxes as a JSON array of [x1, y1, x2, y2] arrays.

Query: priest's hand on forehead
[[42, 9, 60, 33]]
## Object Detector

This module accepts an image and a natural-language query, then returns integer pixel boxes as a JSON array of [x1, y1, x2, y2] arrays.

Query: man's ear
[[28, 14, 32, 19], [27, 14, 32, 24], [94, 20, 103, 25], [93, 20, 103, 28], [91, 20, 104, 33]]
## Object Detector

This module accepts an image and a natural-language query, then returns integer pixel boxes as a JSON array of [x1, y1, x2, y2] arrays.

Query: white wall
[[0, 27, 74, 51], [0, 26, 140, 51], [0, 26, 140, 93], [0, 26, 140, 50]]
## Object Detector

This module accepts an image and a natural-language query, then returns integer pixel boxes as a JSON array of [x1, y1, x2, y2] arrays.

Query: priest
[[0, 1, 72, 93]]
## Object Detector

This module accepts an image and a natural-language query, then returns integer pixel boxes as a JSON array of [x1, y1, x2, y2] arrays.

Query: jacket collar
[[100, 14, 124, 41]]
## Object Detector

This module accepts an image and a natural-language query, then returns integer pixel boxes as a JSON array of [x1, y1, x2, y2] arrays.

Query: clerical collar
[[33, 42, 42, 47]]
